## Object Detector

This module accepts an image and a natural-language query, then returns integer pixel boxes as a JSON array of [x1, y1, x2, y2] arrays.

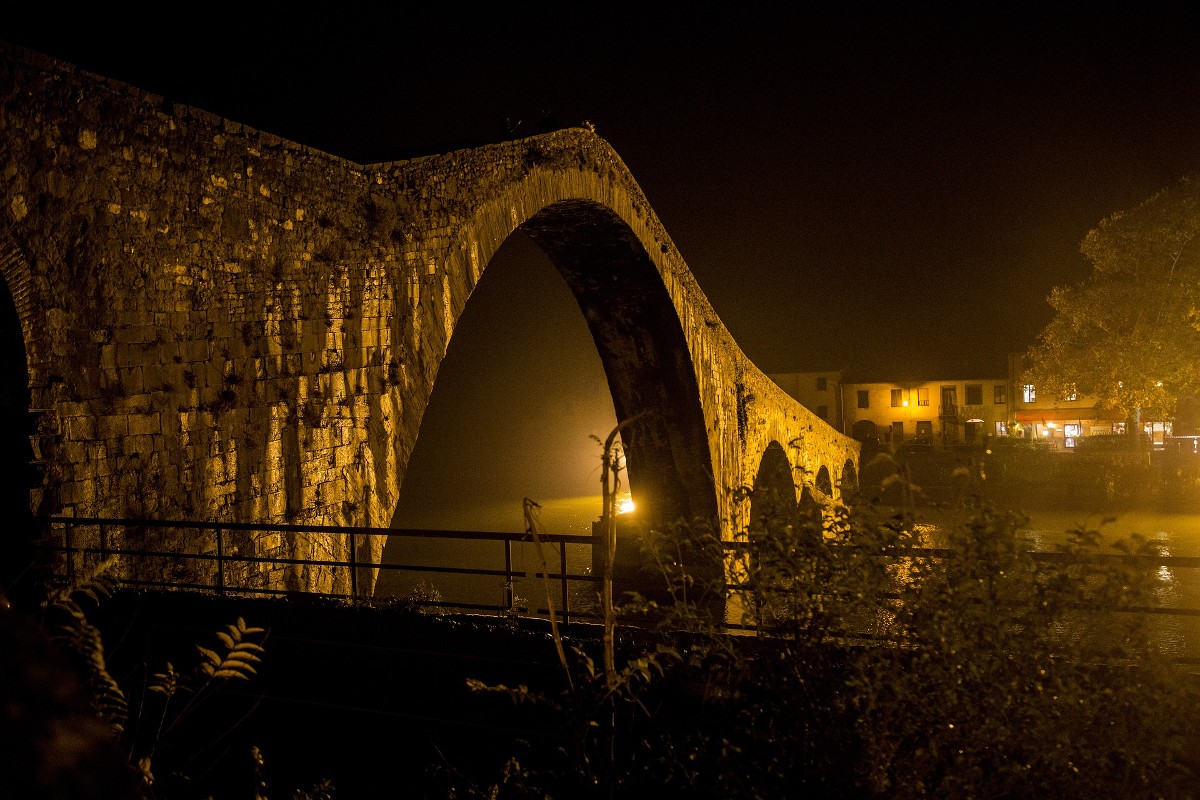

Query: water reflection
[[919, 508, 1200, 662], [376, 495, 606, 617], [376, 499, 1200, 660]]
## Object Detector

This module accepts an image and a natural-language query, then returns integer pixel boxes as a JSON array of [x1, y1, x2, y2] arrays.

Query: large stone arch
[[414, 158, 730, 538], [0, 41, 861, 597], [519, 202, 717, 528], [0, 227, 48, 603]]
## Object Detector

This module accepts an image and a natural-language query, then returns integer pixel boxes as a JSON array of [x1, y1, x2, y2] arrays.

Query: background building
[[838, 377, 1009, 448], [770, 371, 1009, 449], [1007, 353, 1162, 449]]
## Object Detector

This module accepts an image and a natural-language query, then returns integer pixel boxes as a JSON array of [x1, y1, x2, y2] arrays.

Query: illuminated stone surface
[[0, 43, 858, 593]]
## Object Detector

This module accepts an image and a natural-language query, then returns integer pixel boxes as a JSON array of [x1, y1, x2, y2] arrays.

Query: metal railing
[[39, 516, 600, 627], [720, 539, 1200, 663], [35, 516, 1200, 658]]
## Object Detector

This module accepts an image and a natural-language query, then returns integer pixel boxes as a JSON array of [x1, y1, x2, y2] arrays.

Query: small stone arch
[[749, 441, 798, 532], [840, 458, 859, 503], [0, 227, 43, 603], [815, 464, 833, 497]]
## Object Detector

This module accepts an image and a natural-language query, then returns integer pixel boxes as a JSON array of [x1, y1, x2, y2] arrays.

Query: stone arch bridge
[[0, 43, 859, 595]]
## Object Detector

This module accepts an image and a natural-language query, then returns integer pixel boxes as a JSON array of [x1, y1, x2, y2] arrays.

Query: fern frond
[[195, 646, 222, 667], [43, 559, 128, 734], [148, 662, 178, 696], [195, 618, 268, 684], [80, 622, 128, 734]]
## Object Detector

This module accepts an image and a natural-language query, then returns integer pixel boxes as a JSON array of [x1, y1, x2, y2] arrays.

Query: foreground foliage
[[8, 559, 288, 799], [10, 480, 1200, 798], [448, 497, 1200, 799]]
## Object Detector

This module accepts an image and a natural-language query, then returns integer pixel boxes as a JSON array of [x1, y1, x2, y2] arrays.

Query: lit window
[[1064, 384, 1077, 401], [1023, 384, 1036, 402], [857, 390, 869, 409], [917, 389, 929, 407], [995, 421, 1007, 436], [890, 389, 903, 407]]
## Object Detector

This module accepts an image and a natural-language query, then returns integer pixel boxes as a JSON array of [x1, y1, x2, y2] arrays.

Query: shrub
[[451, 497, 1200, 799]]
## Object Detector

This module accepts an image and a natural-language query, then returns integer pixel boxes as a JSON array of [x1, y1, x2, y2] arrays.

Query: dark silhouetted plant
[[447, 456, 1200, 799]]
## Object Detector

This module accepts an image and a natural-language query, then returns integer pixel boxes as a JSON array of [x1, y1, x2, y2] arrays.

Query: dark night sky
[[8, 4, 1200, 380], [7, 5, 1200, 521]]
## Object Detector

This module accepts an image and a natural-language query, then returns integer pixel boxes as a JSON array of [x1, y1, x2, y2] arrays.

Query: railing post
[[504, 535, 514, 615], [349, 530, 358, 599], [215, 527, 225, 597], [560, 540, 569, 628]]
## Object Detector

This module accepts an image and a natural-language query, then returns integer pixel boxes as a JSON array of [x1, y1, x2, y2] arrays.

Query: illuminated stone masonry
[[0, 42, 859, 594]]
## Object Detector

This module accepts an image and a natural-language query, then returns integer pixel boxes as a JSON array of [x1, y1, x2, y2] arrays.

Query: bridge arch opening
[[749, 441, 798, 533], [815, 465, 833, 497], [521, 199, 719, 532], [0, 243, 37, 605], [380, 198, 721, 604], [378, 231, 619, 598], [840, 459, 859, 503]]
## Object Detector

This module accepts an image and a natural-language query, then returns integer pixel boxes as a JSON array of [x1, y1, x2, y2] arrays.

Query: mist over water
[[390, 230, 618, 528], [377, 232, 618, 605]]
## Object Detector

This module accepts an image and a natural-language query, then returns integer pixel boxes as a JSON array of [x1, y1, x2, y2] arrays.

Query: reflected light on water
[[1007, 512, 1200, 661], [903, 509, 1200, 661]]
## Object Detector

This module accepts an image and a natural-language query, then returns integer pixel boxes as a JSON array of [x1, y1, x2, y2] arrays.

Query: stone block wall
[[0, 42, 858, 593]]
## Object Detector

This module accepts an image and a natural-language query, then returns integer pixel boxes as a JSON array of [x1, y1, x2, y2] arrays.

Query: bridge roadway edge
[[0, 41, 859, 597]]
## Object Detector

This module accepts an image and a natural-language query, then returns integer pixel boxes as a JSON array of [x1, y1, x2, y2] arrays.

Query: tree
[[1024, 175, 1200, 440]]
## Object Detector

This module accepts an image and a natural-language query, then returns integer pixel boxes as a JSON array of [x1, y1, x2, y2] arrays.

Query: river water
[[375, 498, 1200, 660], [375, 495, 606, 618], [1026, 509, 1200, 661], [912, 507, 1200, 662]]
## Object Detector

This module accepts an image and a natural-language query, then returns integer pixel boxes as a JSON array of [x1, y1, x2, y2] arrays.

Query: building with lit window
[[1006, 352, 1150, 449], [773, 356, 1194, 452], [770, 371, 1009, 448], [839, 376, 1010, 447]]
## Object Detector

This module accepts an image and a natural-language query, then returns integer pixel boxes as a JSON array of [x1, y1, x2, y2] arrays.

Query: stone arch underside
[[0, 226, 44, 602], [841, 459, 859, 499], [815, 465, 833, 497], [517, 200, 718, 530], [749, 441, 798, 530]]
